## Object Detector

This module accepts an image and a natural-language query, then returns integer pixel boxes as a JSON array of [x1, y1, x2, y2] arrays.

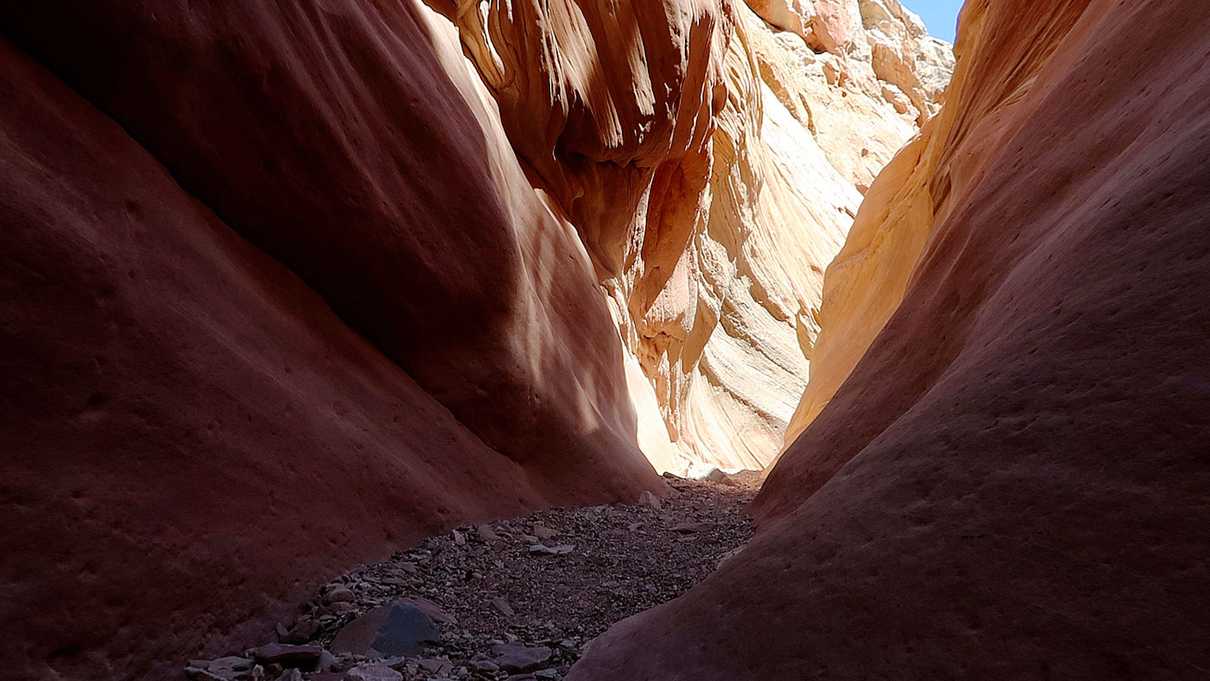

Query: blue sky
[[901, 0, 963, 42]]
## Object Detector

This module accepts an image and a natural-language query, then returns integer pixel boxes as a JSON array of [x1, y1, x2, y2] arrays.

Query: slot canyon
[[1, 1, 1207, 680]]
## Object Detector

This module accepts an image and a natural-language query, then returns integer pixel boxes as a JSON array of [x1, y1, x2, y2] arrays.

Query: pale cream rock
[[427, 0, 952, 471]]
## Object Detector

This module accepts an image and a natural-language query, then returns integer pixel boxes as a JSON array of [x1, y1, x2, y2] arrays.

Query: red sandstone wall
[[0, 2, 663, 678], [568, 1, 1210, 678]]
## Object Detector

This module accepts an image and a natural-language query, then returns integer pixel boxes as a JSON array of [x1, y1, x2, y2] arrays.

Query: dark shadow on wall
[[0, 0, 649, 487], [0, 1, 659, 680]]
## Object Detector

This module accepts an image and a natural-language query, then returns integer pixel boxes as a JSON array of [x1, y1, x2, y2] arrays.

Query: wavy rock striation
[[570, 1, 1210, 678], [0, 0, 948, 678], [436, 0, 950, 471], [0, 2, 663, 679]]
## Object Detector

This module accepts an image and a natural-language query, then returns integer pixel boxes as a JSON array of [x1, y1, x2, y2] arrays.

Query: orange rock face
[[0, 2, 663, 678], [435, 0, 949, 471], [0, 0, 947, 677], [569, 1, 1210, 678]]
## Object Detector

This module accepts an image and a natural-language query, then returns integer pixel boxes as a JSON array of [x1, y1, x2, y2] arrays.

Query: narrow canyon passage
[[184, 475, 757, 681], [5, 1, 1210, 680], [2, 5, 949, 678]]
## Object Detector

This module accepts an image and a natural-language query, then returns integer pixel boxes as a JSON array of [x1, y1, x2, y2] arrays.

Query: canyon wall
[[1, 2, 660, 679], [0, 0, 947, 678], [432, 0, 950, 471], [570, 1, 1210, 678]]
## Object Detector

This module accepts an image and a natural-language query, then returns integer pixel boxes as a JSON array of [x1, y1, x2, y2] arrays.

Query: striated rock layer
[[435, 0, 950, 471], [0, 0, 948, 678], [570, 1, 1210, 679]]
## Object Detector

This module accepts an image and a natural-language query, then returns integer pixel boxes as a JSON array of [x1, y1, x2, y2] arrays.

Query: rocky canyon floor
[[184, 474, 757, 681]]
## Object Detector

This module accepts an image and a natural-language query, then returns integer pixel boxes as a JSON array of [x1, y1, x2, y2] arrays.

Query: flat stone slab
[[345, 663, 403, 681], [249, 643, 323, 668], [490, 643, 552, 672], [528, 543, 574, 556], [331, 599, 447, 656]]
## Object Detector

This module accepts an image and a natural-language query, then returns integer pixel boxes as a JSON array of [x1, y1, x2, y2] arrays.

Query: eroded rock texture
[[0, 2, 663, 679], [435, 0, 950, 471], [569, 1, 1210, 679], [0, 0, 947, 678]]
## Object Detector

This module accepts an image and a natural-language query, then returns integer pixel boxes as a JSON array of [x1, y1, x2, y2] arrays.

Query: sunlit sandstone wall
[[0, 0, 951, 677], [569, 2, 1210, 678], [435, 0, 952, 471]]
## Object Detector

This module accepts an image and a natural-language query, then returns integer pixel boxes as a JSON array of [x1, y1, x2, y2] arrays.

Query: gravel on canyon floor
[[185, 472, 758, 681]]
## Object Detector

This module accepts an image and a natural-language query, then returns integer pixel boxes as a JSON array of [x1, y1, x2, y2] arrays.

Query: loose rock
[[186, 656, 255, 680], [528, 544, 574, 556], [184, 476, 754, 681], [331, 600, 442, 656], [417, 656, 453, 675], [638, 490, 662, 511], [249, 643, 323, 669], [344, 663, 402, 681], [491, 596, 515, 617], [531, 524, 558, 540], [490, 643, 552, 672], [325, 585, 354, 604]]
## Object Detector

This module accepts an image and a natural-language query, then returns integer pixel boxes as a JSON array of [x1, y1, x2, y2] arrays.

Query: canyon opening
[[3, 1, 1209, 680]]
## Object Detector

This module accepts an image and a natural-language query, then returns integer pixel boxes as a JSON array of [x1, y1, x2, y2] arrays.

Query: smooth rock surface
[[0, 0, 949, 678], [569, 1, 1210, 679], [0, 3, 663, 679], [490, 644, 553, 673], [330, 601, 443, 657], [344, 664, 403, 681], [248, 643, 323, 669]]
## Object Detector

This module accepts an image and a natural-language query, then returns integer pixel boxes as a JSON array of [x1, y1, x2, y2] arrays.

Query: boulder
[[490, 644, 553, 672], [330, 600, 445, 657]]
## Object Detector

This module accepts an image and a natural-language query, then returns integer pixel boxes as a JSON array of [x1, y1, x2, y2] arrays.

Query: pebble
[[185, 655, 255, 680], [249, 643, 323, 668], [470, 659, 500, 672], [325, 585, 355, 603], [528, 544, 574, 556], [183, 476, 755, 681], [418, 656, 453, 674], [490, 643, 552, 672], [531, 524, 559, 540], [345, 663, 403, 681], [638, 490, 662, 511]]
